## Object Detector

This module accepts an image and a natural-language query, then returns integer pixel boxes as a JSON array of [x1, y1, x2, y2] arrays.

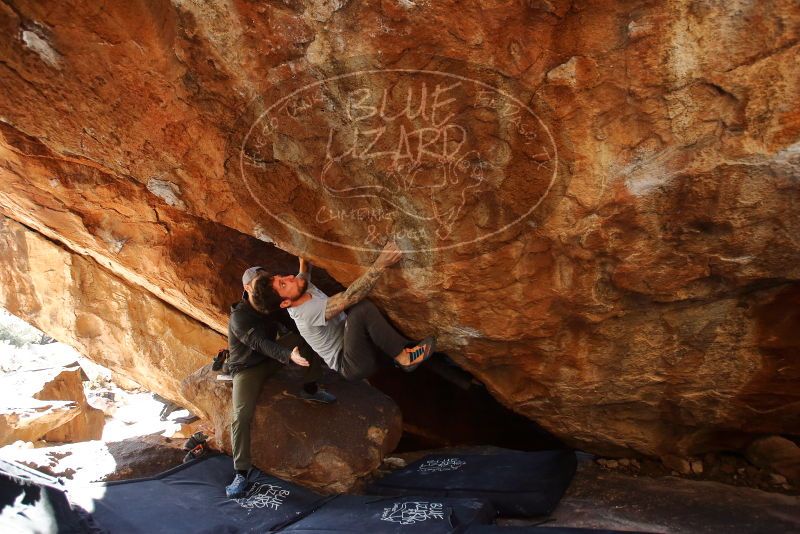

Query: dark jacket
[[227, 298, 295, 375]]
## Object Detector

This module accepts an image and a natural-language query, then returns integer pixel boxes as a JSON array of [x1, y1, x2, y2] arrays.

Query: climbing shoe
[[396, 336, 436, 372], [225, 473, 248, 499]]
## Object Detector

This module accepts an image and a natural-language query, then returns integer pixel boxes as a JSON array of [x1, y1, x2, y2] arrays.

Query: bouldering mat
[[0, 459, 101, 534], [464, 526, 653, 533], [275, 494, 496, 533], [68, 454, 324, 534], [368, 450, 577, 517]]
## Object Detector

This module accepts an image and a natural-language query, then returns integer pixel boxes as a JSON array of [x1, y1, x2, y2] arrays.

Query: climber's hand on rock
[[290, 347, 309, 367], [374, 240, 402, 268]]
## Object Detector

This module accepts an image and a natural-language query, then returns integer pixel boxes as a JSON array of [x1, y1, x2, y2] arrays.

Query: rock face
[[34, 365, 105, 444], [0, 1, 798, 458], [0, 399, 80, 447], [0, 216, 223, 414], [0, 362, 103, 445], [181, 365, 402, 493]]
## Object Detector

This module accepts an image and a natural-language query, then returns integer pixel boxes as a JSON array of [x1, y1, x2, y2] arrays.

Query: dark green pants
[[230, 333, 322, 471]]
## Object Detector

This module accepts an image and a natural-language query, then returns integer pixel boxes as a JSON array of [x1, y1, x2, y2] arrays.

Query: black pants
[[338, 300, 410, 381], [278, 332, 325, 390]]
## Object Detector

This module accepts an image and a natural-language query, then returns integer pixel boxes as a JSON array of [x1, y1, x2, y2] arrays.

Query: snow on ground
[[0, 308, 195, 483]]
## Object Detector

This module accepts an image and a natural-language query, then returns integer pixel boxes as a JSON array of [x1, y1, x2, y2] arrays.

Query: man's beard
[[295, 276, 309, 298]]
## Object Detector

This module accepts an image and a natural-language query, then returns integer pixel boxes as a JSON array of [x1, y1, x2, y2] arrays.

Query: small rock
[[606, 459, 619, 468], [619, 458, 630, 467], [596, 458, 608, 467], [782, 483, 792, 491], [770, 473, 788, 485], [704, 452, 717, 466], [631, 459, 641, 469], [690, 460, 704, 474], [737, 467, 746, 475], [662, 454, 691, 475], [383, 457, 406, 469]]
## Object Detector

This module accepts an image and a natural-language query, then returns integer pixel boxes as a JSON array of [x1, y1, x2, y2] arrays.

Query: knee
[[232, 403, 255, 425]]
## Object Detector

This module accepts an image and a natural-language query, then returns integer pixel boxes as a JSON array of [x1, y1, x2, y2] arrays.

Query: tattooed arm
[[324, 241, 402, 320]]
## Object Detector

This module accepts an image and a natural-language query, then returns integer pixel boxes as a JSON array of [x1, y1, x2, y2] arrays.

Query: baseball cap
[[242, 266, 265, 287], [241, 266, 266, 301]]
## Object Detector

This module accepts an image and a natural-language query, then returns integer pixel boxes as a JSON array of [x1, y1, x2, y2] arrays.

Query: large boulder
[[181, 365, 402, 493], [0, 400, 80, 447], [746, 436, 800, 486], [34, 364, 105, 443], [0, 0, 798, 459], [0, 362, 102, 445]]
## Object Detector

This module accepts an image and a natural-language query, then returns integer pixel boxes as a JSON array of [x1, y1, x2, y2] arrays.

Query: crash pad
[[69, 454, 324, 534], [275, 494, 496, 533], [368, 450, 577, 517]]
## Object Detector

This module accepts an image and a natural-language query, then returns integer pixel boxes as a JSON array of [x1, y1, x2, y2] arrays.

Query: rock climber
[[256, 240, 436, 382], [224, 267, 336, 499]]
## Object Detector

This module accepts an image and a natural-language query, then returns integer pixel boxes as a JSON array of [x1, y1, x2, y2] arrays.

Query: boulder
[[102, 433, 189, 482], [0, 399, 80, 447], [746, 436, 800, 486], [181, 365, 402, 493], [0, 363, 102, 445], [0, 0, 798, 459], [34, 364, 105, 443]]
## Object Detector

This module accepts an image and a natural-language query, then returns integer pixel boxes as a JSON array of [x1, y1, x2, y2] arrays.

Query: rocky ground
[[533, 456, 800, 534], [0, 335, 206, 483]]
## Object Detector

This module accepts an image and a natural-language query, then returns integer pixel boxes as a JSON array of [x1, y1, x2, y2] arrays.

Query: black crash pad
[[0, 459, 100, 534], [69, 454, 324, 534], [275, 494, 496, 533], [464, 526, 653, 533], [368, 450, 577, 517]]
